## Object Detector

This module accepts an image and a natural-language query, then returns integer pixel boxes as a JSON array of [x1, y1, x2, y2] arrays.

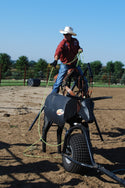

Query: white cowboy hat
[[59, 26, 77, 36]]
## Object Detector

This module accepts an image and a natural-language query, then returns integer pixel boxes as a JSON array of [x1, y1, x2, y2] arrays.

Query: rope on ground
[[23, 53, 82, 158], [23, 66, 64, 158]]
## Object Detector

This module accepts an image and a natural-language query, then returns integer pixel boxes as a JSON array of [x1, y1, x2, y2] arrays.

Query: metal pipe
[[28, 106, 45, 131]]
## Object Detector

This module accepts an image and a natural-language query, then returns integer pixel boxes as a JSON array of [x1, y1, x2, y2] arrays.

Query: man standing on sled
[[51, 26, 88, 93]]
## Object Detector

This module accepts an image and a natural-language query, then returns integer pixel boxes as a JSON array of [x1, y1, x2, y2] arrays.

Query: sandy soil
[[0, 86, 125, 188]]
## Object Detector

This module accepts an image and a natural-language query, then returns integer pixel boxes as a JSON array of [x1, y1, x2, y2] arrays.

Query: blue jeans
[[52, 63, 88, 93]]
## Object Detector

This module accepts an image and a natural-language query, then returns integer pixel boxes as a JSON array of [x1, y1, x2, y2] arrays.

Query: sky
[[0, 0, 125, 66]]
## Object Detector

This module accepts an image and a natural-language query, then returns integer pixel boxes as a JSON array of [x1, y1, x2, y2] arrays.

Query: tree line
[[0, 53, 125, 84]]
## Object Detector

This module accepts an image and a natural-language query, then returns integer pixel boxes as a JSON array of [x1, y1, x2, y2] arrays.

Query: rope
[[37, 65, 65, 147], [23, 53, 83, 158], [23, 65, 64, 158], [23, 56, 125, 177], [36, 53, 83, 147], [66, 52, 82, 66]]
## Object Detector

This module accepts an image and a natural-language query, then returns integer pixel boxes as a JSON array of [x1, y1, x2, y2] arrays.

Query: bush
[[120, 73, 125, 84], [101, 74, 108, 83]]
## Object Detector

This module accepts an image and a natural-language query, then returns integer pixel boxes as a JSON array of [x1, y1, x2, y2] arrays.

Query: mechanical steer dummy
[[44, 92, 78, 126], [42, 92, 78, 153]]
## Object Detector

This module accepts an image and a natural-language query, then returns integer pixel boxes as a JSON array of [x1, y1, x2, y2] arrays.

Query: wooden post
[[0, 64, 2, 84], [24, 65, 26, 86], [108, 72, 111, 87]]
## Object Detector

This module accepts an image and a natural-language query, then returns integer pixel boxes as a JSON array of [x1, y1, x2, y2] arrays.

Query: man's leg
[[52, 63, 68, 93]]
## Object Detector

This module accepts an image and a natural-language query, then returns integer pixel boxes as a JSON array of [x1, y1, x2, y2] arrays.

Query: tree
[[80, 62, 88, 72], [34, 58, 48, 78], [90, 61, 102, 75], [27, 60, 37, 78], [0, 53, 12, 81], [120, 72, 125, 84], [15, 56, 29, 83], [114, 61, 124, 82], [29, 60, 37, 67], [0, 53, 12, 72], [114, 61, 124, 74], [106, 61, 114, 73], [16, 56, 29, 71]]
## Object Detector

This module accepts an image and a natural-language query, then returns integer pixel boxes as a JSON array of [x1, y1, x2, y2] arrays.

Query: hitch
[[62, 154, 125, 186], [62, 124, 125, 187]]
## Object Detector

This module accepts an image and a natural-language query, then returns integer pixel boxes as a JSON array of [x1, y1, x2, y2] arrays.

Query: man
[[51, 26, 88, 93]]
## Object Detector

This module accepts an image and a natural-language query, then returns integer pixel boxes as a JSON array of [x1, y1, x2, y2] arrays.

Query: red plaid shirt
[[54, 38, 81, 65]]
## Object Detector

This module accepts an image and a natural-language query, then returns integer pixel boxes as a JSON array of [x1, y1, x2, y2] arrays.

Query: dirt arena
[[0, 86, 125, 188]]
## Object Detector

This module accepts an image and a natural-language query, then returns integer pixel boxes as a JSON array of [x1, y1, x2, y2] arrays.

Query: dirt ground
[[0, 86, 125, 188]]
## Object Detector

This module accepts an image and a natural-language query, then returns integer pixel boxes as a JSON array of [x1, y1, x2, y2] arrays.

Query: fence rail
[[0, 79, 125, 88], [0, 66, 125, 87]]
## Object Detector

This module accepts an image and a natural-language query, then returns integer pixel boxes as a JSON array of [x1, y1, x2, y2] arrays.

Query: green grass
[[0, 79, 124, 88], [0, 81, 24, 86], [0, 80, 54, 87], [93, 82, 125, 88]]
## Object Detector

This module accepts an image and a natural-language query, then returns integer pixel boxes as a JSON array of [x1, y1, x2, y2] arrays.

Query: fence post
[[24, 65, 26, 86], [0, 64, 2, 84], [108, 72, 111, 87]]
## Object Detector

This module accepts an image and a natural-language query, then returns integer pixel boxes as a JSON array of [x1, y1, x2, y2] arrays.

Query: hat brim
[[59, 30, 77, 36]]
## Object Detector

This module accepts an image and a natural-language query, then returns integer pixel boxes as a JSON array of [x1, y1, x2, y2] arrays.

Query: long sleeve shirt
[[54, 38, 81, 65]]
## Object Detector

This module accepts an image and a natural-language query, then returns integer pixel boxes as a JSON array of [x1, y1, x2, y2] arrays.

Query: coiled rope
[[23, 53, 125, 175], [23, 53, 83, 158]]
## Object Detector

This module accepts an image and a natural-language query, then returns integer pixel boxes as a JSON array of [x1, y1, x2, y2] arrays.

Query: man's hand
[[78, 48, 83, 54], [50, 60, 57, 68]]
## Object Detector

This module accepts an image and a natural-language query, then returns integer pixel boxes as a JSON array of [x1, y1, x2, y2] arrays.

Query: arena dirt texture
[[0, 86, 125, 188]]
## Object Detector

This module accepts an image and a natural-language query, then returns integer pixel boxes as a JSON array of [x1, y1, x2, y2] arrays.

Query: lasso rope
[[23, 66, 64, 158], [23, 56, 125, 175], [37, 52, 83, 146], [23, 53, 82, 158], [66, 51, 82, 66]]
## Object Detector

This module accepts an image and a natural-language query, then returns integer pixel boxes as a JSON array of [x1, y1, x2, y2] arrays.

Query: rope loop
[[23, 52, 83, 158]]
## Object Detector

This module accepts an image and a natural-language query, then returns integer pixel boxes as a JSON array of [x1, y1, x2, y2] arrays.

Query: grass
[[0, 79, 124, 88], [93, 82, 125, 88], [0, 80, 54, 87]]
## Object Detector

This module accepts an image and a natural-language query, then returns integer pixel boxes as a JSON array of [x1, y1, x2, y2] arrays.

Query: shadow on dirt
[[1, 138, 125, 187], [2, 178, 83, 188], [0, 141, 58, 187], [93, 146, 125, 174], [0, 141, 83, 187], [0, 141, 30, 165], [93, 127, 125, 138], [0, 160, 60, 176], [0, 160, 60, 188], [95, 108, 125, 111]]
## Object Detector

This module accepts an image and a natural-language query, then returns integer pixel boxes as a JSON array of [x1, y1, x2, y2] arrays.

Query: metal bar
[[62, 154, 125, 186], [94, 116, 104, 141], [92, 96, 112, 101], [28, 106, 45, 131], [62, 154, 94, 169], [98, 165, 125, 186]]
